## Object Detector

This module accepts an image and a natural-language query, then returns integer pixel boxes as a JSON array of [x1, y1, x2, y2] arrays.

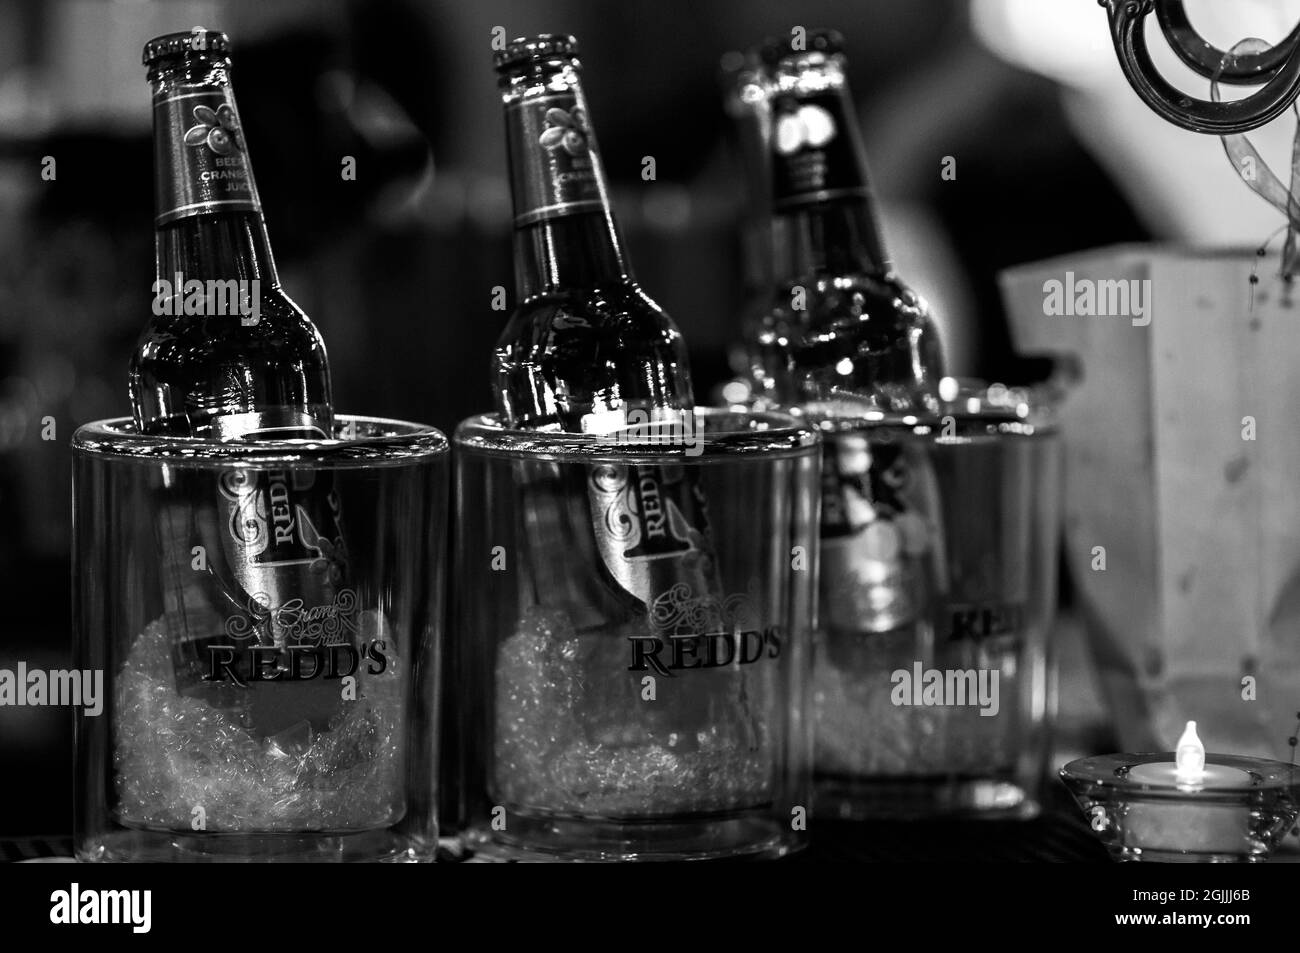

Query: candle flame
[[1175, 720, 1206, 783]]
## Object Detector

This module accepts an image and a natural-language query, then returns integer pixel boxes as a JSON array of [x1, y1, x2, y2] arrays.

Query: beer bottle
[[752, 30, 945, 639], [493, 34, 719, 622], [132, 29, 349, 737], [492, 35, 755, 766], [751, 29, 943, 413], [134, 29, 333, 438]]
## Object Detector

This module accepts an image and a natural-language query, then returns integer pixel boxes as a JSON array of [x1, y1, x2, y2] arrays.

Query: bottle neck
[[512, 212, 627, 298], [150, 59, 278, 285], [501, 61, 629, 298], [773, 197, 887, 282], [156, 212, 278, 286], [768, 61, 889, 282]]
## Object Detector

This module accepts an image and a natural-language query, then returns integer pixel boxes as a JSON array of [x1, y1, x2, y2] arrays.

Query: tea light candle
[[1126, 721, 1253, 789], [1062, 723, 1300, 862], [1123, 722, 1255, 858]]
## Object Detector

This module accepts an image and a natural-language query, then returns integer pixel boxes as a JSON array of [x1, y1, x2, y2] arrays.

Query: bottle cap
[[760, 28, 844, 66], [494, 33, 579, 72], [143, 28, 231, 67]]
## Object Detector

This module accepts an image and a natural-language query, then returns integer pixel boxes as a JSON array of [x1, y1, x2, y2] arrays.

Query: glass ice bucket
[[73, 416, 448, 862], [811, 384, 1062, 819], [446, 408, 819, 860]]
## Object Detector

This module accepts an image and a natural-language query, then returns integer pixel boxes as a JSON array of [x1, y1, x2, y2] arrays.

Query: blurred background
[[1, 0, 1298, 839]]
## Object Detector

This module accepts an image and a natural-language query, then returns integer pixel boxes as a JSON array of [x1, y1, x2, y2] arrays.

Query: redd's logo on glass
[[184, 103, 244, 156], [946, 602, 1024, 644], [226, 589, 360, 645], [202, 638, 389, 687], [212, 591, 384, 686], [627, 584, 783, 677]]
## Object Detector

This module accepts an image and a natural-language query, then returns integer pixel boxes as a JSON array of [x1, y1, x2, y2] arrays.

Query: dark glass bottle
[[750, 30, 943, 416], [750, 30, 945, 640], [132, 29, 332, 439], [132, 30, 347, 736], [493, 36, 690, 433], [491, 35, 755, 761], [493, 35, 718, 619]]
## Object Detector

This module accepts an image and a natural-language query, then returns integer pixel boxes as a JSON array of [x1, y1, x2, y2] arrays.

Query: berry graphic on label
[[206, 128, 233, 155], [774, 104, 837, 155], [538, 106, 589, 157], [184, 103, 244, 155], [801, 105, 836, 147]]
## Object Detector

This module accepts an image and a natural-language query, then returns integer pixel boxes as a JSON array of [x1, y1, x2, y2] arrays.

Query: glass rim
[[804, 410, 1059, 443], [781, 377, 1061, 441], [71, 415, 449, 467], [454, 407, 819, 461], [1060, 753, 1300, 796]]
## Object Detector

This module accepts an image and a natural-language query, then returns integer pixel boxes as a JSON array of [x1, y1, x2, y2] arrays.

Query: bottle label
[[506, 92, 604, 227], [818, 433, 932, 634], [203, 412, 349, 651], [214, 467, 350, 644], [587, 462, 717, 611], [154, 86, 261, 225], [770, 88, 869, 212], [167, 427, 357, 738]]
